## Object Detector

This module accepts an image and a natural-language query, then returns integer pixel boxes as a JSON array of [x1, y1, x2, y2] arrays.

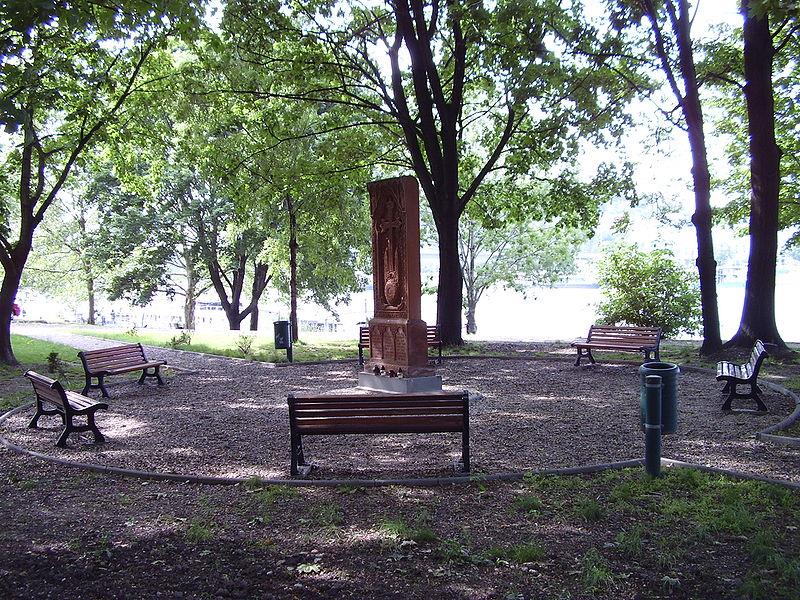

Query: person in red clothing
[[11, 303, 20, 317]]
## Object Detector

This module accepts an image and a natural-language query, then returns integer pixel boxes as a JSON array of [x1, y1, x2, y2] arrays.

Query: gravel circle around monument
[[3, 328, 799, 483]]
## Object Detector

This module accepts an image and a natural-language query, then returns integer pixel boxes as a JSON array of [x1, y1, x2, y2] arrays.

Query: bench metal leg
[[722, 382, 768, 412], [575, 349, 596, 366], [87, 412, 105, 444], [358, 346, 364, 366], [82, 375, 110, 398], [138, 367, 165, 386], [459, 427, 470, 473], [290, 433, 312, 478]]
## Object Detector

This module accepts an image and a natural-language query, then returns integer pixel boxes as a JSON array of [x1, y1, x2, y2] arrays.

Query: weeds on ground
[[185, 518, 215, 543], [379, 511, 436, 543], [168, 331, 192, 349], [308, 502, 344, 527], [484, 541, 546, 564], [575, 498, 605, 522], [581, 548, 615, 592], [513, 493, 544, 515]]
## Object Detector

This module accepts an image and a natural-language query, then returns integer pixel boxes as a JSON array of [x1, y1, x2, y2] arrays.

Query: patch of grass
[[484, 541, 546, 564], [0, 390, 30, 411], [185, 518, 215, 543], [309, 502, 344, 527], [513, 493, 544, 515], [574, 498, 605, 522], [580, 548, 614, 593], [614, 525, 643, 558], [379, 513, 437, 543], [248, 484, 299, 523], [1, 335, 84, 382], [69, 327, 356, 363], [438, 539, 480, 564]]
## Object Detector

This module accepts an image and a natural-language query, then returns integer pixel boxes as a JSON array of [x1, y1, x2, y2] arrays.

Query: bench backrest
[[748, 339, 768, 371], [359, 325, 441, 347], [78, 343, 147, 372], [588, 325, 661, 346], [25, 370, 70, 413], [288, 391, 468, 435]]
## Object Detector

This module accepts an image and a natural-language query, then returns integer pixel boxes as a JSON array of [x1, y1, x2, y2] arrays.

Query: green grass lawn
[[0, 334, 86, 410], [70, 326, 358, 362]]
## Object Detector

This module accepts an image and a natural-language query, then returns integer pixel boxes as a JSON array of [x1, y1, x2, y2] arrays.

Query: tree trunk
[[288, 197, 299, 343], [249, 304, 259, 331], [672, 0, 722, 354], [225, 308, 245, 330], [87, 275, 96, 325], [465, 300, 477, 335], [0, 267, 23, 365], [726, 2, 788, 354], [184, 249, 197, 330], [435, 212, 464, 345]]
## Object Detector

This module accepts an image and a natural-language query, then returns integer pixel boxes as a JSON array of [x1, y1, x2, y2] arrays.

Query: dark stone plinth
[[357, 372, 443, 394]]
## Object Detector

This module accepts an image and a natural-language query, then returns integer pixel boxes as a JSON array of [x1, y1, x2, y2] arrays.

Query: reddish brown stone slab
[[364, 176, 434, 378]]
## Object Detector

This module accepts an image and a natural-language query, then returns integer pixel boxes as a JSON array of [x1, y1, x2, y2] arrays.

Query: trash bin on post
[[274, 320, 293, 362], [639, 362, 680, 434]]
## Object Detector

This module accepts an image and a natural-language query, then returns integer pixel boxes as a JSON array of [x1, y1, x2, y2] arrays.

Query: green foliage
[[614, 525, 644, 558], [309, 502, 344, 527], [513, 493, 544, 515], [575, 498, 606, 523], [484, 541, 546, 564], [185, 518, 215, 543], [580, 548, 615, 592], [236, 335, 255, 359], [596, 244, 701, 337], [167, 331, 193, 350], [379, 513, 437, 543]]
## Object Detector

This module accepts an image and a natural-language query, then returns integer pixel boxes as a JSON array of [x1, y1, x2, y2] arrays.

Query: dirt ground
[[2, 333, 799, 599]]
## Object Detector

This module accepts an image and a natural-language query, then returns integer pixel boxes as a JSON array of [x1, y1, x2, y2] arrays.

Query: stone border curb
[[755, 381, 800, 447]]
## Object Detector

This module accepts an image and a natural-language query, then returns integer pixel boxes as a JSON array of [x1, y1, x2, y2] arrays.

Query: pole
[[645, 374, 662, 477]]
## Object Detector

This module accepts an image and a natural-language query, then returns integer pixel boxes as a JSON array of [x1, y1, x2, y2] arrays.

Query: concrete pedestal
[[357, 372, 443, 394]]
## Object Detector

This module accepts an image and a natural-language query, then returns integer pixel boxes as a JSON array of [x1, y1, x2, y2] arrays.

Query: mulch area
[[2, 339, 798, 482]]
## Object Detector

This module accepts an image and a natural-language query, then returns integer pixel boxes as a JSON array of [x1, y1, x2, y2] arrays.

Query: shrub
[[167, 331, 192, 349], [596, 244, 701, 338], [236, 334, 255, 359]]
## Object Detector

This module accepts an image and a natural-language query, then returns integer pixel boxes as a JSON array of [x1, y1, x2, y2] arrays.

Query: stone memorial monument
[[357, 176, 442, 393]]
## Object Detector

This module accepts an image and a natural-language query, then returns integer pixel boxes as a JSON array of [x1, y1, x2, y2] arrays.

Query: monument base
[[357, 372, 443, 394]]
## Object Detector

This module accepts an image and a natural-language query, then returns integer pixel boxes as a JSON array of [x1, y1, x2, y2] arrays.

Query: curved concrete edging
[[3, 401, 800, 490], [755, 381, 800, 447]]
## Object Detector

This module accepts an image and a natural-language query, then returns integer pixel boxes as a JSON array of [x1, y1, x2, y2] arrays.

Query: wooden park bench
[[287, 390, 470, 477], [358, 325, 443, 366], [572, 325, 662, 366], [78, 343, 166, 398], [25, 371, 109, 447], [716, 340, 769, 412]]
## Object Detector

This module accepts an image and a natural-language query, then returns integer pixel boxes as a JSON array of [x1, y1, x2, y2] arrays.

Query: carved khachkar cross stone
[[365, 176, 433, 378]]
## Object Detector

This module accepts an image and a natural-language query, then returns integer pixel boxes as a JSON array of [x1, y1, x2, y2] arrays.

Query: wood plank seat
[[358, 325, 443, 365], [25, 371, 109, 447], [78, 343, 166, 398], [572, 325, 662, 366], [287, 391, 470, 477], [716, 340, 769, 412]]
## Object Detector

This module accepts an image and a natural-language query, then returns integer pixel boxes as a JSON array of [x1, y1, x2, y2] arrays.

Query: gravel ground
[[5, 324, 799, 483]]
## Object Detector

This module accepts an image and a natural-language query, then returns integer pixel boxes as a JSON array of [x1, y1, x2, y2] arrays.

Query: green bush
[[596, 245, 701, 338]]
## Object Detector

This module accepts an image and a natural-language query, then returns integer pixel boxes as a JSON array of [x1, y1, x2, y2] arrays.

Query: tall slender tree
[[0, 0, 200, 364]]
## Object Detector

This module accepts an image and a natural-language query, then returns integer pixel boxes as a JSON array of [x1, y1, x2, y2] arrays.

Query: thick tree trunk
[[435, 213, 464, 345], [0, 268, 22, 365], [86, 275, 96, 325], [225, 308, 244, 330], [288, 198, 299, 343], [184, 295, 196, 331], [726, 2, 788, 354]]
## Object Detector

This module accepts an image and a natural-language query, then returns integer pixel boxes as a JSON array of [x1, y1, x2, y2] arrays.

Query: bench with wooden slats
[[358, 325, 443, 365], [716, 340, 769, 412], [287, 391, 470, 477], [25, 371, 108, 447], [78, 343, 166, 398], [571, 325, 662, 366]]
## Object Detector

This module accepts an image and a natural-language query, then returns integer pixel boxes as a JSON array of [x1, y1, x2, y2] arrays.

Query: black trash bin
[[639, 362, 679, 434], [274, 320, 291, 350]]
